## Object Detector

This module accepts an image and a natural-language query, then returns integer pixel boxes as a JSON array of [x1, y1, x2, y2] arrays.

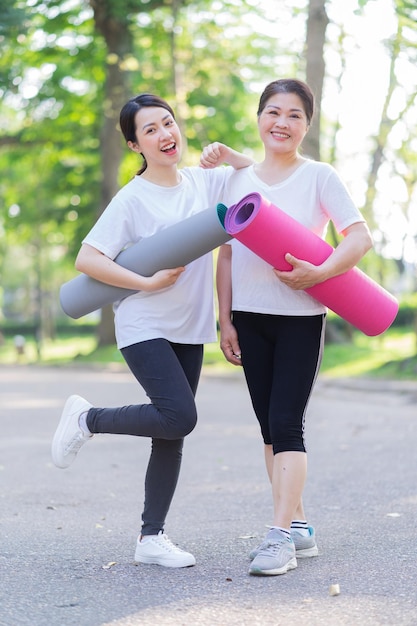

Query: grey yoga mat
[[60, 204, 231, 319]]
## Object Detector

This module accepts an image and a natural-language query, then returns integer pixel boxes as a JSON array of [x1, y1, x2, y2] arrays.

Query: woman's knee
[[164, 402, 197, 439]]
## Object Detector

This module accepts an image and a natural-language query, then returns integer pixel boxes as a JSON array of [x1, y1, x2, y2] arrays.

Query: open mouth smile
[[161, 142, 176, 153]]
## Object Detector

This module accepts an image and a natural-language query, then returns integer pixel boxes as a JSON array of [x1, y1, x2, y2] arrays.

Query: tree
[[304, 0, 329, 160]]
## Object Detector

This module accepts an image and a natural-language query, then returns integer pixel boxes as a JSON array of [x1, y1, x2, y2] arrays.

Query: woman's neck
[[254, 153, 305, 185], [140, 166, 182, 187]]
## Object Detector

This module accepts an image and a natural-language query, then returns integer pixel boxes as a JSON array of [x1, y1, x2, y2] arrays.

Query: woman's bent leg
[[121, 341, 203, 536], [86, 339, 201, 440]]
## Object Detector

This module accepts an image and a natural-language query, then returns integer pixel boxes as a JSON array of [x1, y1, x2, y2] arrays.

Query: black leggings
[[233, 312, 325, 455], [86, 339, 203, 535]]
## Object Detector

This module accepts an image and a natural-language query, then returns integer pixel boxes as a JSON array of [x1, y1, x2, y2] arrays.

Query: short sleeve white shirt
[[222, 161, 365, 316], [83, 166, 232, 349]]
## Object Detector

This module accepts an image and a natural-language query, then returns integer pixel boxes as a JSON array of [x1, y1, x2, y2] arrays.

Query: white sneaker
[[51, 395, 93, 469], [134, 531, 196, 568]]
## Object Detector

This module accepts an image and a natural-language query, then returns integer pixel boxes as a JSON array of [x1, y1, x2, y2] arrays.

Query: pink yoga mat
[[222, 192, 398, 336]]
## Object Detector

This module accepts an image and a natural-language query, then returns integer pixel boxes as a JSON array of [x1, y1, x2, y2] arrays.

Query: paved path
[[1, 364, 416, 626]]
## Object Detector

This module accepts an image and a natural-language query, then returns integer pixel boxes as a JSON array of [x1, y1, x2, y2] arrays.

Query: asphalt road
[[1, 363, 416, 626]]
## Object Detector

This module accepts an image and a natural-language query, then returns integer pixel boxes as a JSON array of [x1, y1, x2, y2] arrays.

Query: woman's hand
[[141, 267, 185, 292], [273, 254, 322, 290], [219, 320, 242, 366], [200, 142, 228, 169], [274, 222, 373, 291]]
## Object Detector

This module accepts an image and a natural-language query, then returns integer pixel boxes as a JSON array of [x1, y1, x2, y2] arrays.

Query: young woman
[[51, 93, 251, 568], [201, 78, 373, 576]]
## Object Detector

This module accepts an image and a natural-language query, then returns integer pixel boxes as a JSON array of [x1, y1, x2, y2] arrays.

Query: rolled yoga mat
[[60, 205, 231, 319], [221, 192, 398, 336]]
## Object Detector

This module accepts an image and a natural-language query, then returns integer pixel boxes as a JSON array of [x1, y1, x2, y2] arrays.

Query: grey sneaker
[[134, 531, 196, 568], [51, 395, 93, 469], [291, 526, 319, 558], [249, 528, 297, 576], [249, 525, 318, 560]]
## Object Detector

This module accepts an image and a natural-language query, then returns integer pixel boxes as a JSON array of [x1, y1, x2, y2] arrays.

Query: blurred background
[[0, 0, 416, 375]]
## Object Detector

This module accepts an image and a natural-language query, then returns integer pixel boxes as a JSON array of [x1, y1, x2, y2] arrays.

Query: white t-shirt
[[222, 161, 365, 316], [83, 166, 231, 349]]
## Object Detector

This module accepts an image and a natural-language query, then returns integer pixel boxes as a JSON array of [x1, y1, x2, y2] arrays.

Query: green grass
[[1, 327, 416, 379], [0, 333, 101, 366], [320, 328, 417, 378]]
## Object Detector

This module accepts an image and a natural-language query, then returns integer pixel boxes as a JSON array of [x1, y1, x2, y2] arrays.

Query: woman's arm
[[274, 221, 373, 291], [75, 243, 185, 292], [200, 142, 254, 170], [216, 244, 242, 366]]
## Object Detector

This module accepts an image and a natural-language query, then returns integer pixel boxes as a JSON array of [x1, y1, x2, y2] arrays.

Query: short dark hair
[[257, 79, 314, 126], [119, 94, 176, 174]]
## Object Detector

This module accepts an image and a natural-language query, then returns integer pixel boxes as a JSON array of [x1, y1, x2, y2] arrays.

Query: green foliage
[[395, 292, 417, 326], [0, 1, 104, 259], [0, 1, 30, 35], [396, 0, 417, 25]]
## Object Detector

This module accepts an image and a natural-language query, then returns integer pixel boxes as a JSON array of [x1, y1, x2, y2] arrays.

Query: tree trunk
[[304, 0, 329, 161], [89, 0, 134, 346]]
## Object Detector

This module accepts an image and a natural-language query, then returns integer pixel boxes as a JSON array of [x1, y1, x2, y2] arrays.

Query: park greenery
[[0, 0, 416, 376], [1, 320, 417, 380]]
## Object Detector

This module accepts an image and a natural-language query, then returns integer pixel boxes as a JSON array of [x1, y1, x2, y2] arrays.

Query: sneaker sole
[[249, 545, 318, 560], [134, 555, 196, 568], [296, 545, 319, 558], [249, 557, 297, 576]]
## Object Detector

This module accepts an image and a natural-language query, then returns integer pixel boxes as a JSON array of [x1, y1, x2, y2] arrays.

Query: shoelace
[[155, 534, 183, 553], [261, 537, 293, 555]]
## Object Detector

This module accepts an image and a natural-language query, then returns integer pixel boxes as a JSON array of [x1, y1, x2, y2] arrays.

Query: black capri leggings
[[233, 311, 325, 455]]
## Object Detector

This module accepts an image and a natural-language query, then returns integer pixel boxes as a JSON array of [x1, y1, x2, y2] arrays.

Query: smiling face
[[128, 106, 182, 169], [257, 92, 309, 156]]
